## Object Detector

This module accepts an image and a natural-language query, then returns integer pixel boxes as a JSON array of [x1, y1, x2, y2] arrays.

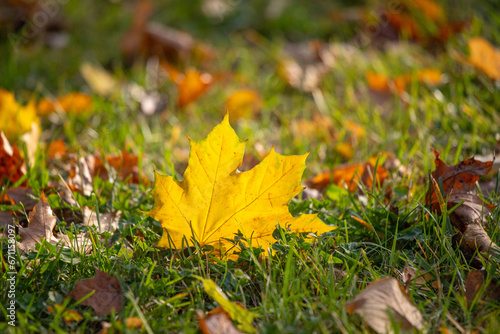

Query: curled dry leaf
[[345, 277, 425, 334], [17, 192, 59, 253], [66, 269, 123, 317], [147, 115, 334, 256], [462, 219, 500, 255], [427, 149, 495, 231]]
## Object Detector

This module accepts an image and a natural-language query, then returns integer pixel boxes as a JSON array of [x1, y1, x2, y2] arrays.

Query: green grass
[[2, 0, 500, 332]]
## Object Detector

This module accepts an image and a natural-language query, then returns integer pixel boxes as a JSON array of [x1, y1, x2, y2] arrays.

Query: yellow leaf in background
[[225, 89, 262, 120], [38, 92, 93, 116], [334, 142, 353, 160], [344, 121, 365, 140], [0, 89, 40, 140], [80, 62, 119, 96], [467, 37, 500, 80], [47, 304, 83, 323], [415, 68, 443, 85], [147, 114, 333, 255]]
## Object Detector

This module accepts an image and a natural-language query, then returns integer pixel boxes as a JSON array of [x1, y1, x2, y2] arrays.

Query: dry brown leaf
[[1, 187, 37, 210], [121, 0, 213, 64], [66, 269, 123, 317], [68, 156, 94, 196], [464, 270, 500, 305], [17, 192, 59, 253], [462, 220, 500, 255], [401, 267, 440, 292], [427, 149, 495, 231], [82, 208, 120, 233], [0, 211, 15, 238], [345, 278, 425, 334], [198, 307, 244, 334]]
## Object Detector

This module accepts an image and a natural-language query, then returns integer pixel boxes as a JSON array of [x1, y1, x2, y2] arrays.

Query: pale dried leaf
[[345, 278, 425, 334], [17, 193, 59, 253]]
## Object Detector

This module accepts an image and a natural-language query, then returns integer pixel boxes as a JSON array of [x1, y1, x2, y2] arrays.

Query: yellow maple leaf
[[0, 89, 39, 140], [147, 115, 334, 255]]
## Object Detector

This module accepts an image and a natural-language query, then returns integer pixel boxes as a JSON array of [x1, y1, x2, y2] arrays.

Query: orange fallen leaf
[[163, 64, 213, 108], [47, 140, 68, 159], [106, 151, 149, 185], [124, 317, 143, 329], [366, 69, 443, 95], [38, 93, 92, 116], [308, 152, 395, 192], [66, 269, 123, 317], [0, 132, 26, 186], [466, 37, 500, 81]]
